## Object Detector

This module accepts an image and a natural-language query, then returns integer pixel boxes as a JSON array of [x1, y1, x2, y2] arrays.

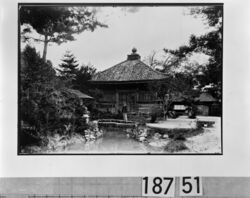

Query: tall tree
[[20, 45, 57, 130], [162, 5, 223, 98], [20, 6, 107, 61], [189, 5, 223, 28], [148, 73, 199, 118], [74, 63, 103, 103], [21, 46, 56, 91], [57, 51, 79, 87], [149, 73, 198, 101], [74, 64, 96, 93]]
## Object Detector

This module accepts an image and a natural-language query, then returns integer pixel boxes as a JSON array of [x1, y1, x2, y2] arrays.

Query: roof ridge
[[94, 59, 128, 76]]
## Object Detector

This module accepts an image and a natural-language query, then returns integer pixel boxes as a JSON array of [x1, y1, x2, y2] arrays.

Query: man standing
[[122, 102, 128, 122]]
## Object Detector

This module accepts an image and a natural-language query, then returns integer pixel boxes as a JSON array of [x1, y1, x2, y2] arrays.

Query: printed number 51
[[142, 177, 175, 197], [180, 177, 203, 196]]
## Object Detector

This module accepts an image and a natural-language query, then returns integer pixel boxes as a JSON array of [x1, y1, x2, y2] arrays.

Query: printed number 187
[[142, 177, 175, 197]]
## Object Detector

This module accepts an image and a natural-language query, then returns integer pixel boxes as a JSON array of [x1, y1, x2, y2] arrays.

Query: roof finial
[[127, 47, 140, 60], [132, 47, 137, 54]]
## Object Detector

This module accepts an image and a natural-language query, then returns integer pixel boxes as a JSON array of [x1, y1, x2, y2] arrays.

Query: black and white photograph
[[18, 3, 223, 154], [1, 177, 250, 198]]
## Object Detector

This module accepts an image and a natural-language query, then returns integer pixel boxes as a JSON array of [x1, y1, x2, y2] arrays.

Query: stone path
[[146, 116, 221, 130], [146, 117, 197, 129]]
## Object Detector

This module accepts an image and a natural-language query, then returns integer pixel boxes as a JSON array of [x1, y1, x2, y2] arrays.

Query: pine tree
[[57, 51, 79, 87], [20, 45, 57, 133], [20, 6, 107, 61]]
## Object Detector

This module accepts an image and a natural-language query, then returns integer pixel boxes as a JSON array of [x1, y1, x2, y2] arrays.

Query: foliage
[[189, 5, 223, 27], [149, 73, 198, 101], [57, 51, 79, 87], [21, 46, 56, 88], [74, 63, 96, 94], [20, 46, 90, 147], [166, 31, 222, 86], [161, 6, 223, 99], [143, 50, 180, 72], [20, 46, 56, 130], [91, 109, 123, 120], [56, 51, 102, 103], [164, 140, 188, 153], [147, 72, 199, 118], [75, 65, 104, 109], [20, 6, 107, 60]]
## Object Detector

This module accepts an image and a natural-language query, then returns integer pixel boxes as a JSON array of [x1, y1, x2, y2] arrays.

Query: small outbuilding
[[168, 92, 221, 117], [195, 92, 220, 116]]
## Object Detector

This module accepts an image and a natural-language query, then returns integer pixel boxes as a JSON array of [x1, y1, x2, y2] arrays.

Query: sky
[[23, 6, 215, 71]]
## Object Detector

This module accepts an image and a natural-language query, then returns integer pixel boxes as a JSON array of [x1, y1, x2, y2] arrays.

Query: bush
[[91, 109, 122, 120], [174, 134, 186, 141], [19, 128, 41, 147], [164, 140, 188, 152], [150, 113, 157, 123]]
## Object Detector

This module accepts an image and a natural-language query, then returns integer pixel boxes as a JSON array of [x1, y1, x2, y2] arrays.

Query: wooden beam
[[115, 90, 119, 114]]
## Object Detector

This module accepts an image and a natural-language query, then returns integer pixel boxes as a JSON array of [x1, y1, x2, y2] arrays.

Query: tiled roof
[[195, 92, 217, 102], [64, 88, 93, 99], [91, 49, 167, 82]]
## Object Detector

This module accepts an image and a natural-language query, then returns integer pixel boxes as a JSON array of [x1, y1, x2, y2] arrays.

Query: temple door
[[118, 92, 137, 113], [128, 93, 137, 113]]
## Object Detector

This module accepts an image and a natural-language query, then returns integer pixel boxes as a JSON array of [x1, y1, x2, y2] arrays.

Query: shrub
[[164, 140, 188, 152], [150, 112, 157, 123], [174, 134, 186, 141]]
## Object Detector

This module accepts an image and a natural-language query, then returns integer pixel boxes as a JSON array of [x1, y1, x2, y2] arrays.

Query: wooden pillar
[[115, 90, 119, 113], [136, 88, 139, 113]]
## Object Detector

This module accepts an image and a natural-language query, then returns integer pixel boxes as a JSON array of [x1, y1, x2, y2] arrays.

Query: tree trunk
[[42, 34, 48, 61]]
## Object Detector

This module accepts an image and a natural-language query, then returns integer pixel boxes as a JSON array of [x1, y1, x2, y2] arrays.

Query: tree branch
[[22, 35, 45, 43]]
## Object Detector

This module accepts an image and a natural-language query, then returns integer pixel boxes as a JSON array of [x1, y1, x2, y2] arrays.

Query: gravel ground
[[178, 117, 221, 153]]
